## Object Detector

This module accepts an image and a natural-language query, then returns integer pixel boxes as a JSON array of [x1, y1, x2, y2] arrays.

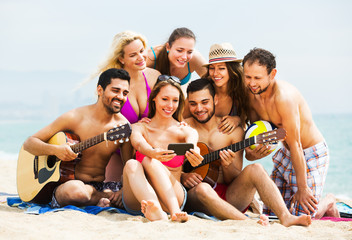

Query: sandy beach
[[1, 158, 351, 240]]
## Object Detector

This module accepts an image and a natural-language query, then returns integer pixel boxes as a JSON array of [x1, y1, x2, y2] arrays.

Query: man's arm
[[220, 126, 243, 184], [120, 140, 134, 165], [276, 95, 318, 214], [23, 110, 78, 161]]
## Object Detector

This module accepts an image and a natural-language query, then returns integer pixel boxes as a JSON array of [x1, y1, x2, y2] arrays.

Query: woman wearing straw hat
[[201, 43, 250, 133], [147, 27, 207, 93]]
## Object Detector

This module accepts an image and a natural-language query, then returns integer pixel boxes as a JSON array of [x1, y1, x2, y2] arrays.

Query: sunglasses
[[157, 75, 181, 84]]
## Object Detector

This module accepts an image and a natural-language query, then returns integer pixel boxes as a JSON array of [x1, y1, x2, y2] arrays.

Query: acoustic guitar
[[183, 128, 286, 187], [16, 123, 131, 204]]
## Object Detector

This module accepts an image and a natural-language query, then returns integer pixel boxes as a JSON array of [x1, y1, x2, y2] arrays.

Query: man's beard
[[103, 97, 124, 114], [249, 82, 270, 95], [191, 104, 215, 124]]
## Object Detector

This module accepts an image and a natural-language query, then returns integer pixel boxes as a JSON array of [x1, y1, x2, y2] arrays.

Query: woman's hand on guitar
[[56, 143, 78, 161], [218, 116, 241, 135], [185, 149, 203, 167], [219, 149, 236, 168], [245, 144, 272, 161], [181, 172, 203, 189]]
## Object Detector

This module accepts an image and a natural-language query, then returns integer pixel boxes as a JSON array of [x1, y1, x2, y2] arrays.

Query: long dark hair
[[155, 27, 196, 75], [203, 61, 250, 126]]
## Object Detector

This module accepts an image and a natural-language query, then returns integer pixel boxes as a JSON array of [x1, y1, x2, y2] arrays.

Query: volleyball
[[245, 120, 278, 151]]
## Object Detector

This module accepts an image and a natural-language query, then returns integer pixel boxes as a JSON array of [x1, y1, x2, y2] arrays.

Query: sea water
[[1, 113, 351, 199]]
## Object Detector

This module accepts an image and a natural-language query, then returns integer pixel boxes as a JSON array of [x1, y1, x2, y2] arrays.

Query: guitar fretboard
[[70, 133, 105, 153], [198, 136, 255, 168]]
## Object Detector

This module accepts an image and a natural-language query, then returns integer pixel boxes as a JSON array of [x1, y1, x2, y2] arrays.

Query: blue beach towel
[[6, 196, 219, 220], [7, 196, 129, 215]]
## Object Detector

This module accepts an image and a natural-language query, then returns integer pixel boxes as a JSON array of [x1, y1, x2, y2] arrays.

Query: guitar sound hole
[[47, 155, 57, 168]]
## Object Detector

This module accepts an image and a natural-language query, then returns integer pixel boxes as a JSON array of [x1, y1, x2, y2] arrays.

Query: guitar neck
[[200, 136, 256, 167], [70, 133, 106, 153]]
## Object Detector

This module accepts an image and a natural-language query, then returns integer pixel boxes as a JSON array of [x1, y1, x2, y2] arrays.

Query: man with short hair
[[182, 78, 311, 226], [243, 48, 329, 216], [23, 68, 133, 208]]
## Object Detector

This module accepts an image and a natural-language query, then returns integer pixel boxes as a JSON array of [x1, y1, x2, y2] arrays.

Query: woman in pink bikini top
[[91, 31, 161, 181], [122, 78, 203, 222]]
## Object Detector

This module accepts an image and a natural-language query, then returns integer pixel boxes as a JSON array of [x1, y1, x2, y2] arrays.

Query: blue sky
[[1, 0, 351, 114]]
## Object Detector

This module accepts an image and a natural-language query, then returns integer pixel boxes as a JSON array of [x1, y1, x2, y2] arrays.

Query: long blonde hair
[[89, 31, 147, 81]]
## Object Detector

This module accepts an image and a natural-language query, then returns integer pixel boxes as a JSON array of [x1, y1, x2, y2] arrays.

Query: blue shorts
[[50, 181, 122, 208], [122, 184, 188, 216], [263, 141, 329, 216]]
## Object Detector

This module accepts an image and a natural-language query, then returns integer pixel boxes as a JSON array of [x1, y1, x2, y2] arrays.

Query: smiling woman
[[199, 43, 250, 132], [147, 27, 207, 91], [89, 31, 162, 182], [121, 78, 203, 222]]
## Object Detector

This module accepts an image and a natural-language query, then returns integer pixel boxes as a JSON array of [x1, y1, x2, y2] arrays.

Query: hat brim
[[203, 58, 243, 67]]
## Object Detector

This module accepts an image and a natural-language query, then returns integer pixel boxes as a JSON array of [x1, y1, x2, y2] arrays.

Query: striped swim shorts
[[263, 141, 329, 216]]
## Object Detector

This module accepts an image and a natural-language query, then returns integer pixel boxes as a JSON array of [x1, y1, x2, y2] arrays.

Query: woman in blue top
[[147, 27, 207, 92]]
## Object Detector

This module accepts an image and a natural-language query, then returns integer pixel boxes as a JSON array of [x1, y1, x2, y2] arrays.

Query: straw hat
[[203, 43, 242, 67]]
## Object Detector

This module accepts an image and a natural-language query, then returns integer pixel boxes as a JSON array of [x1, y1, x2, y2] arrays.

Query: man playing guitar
[[182, 78, 312, 227], [21, 68, 133, 208]]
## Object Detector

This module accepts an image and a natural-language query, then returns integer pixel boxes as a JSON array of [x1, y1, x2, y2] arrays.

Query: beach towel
[[6, 196, 129, 215], [6, 196, 219, 220]]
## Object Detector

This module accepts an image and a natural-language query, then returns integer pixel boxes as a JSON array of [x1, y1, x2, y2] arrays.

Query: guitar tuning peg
[[125, 137, 129, 142], [119, 138, 124, 143], [114, 140, 117, 145]]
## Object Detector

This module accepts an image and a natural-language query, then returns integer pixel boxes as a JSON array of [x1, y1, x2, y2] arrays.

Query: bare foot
[[171, 212, 189, 223], [141, 200, 168, 221], [257, 214, 270, 226], [97, 198, 111, 207], [281, 214, 312, 227], [315, 193, 340, 219]]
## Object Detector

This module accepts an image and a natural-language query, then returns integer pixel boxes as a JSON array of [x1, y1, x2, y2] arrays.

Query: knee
[[123, 159, 143, 175], [59, 180, 90, 203], [244, 163, 267, 176], [140, 156, 155, 169], [194, 183, 215, 201]]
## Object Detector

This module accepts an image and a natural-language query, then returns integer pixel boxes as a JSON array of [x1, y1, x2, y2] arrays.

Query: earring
[[167, 50, 169, 53]]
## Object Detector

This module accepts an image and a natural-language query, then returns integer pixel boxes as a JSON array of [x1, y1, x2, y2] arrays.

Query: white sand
[[1, 158, 352, 240]]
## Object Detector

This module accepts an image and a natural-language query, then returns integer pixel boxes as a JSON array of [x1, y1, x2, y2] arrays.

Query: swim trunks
[[213, 182, 228, 201], [213, 183, 249, 213], [263, 141, 329, 216], [135, 151, 185, 168], [151, 46, 191, 86], [120, 71, 151, 124], [121, 184, 188, 216], [50, 181, 122, 208]]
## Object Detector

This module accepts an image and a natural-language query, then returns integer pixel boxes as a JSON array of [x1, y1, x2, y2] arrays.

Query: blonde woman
[[91, 31, 161, 181]]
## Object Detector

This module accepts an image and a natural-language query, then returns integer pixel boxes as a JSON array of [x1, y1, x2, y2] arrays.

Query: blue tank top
[[151, 46, 192, 86]]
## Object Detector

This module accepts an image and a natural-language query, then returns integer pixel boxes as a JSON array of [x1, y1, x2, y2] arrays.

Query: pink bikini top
[[120, 72, 151, 124], [135, 151, 185, 168]]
